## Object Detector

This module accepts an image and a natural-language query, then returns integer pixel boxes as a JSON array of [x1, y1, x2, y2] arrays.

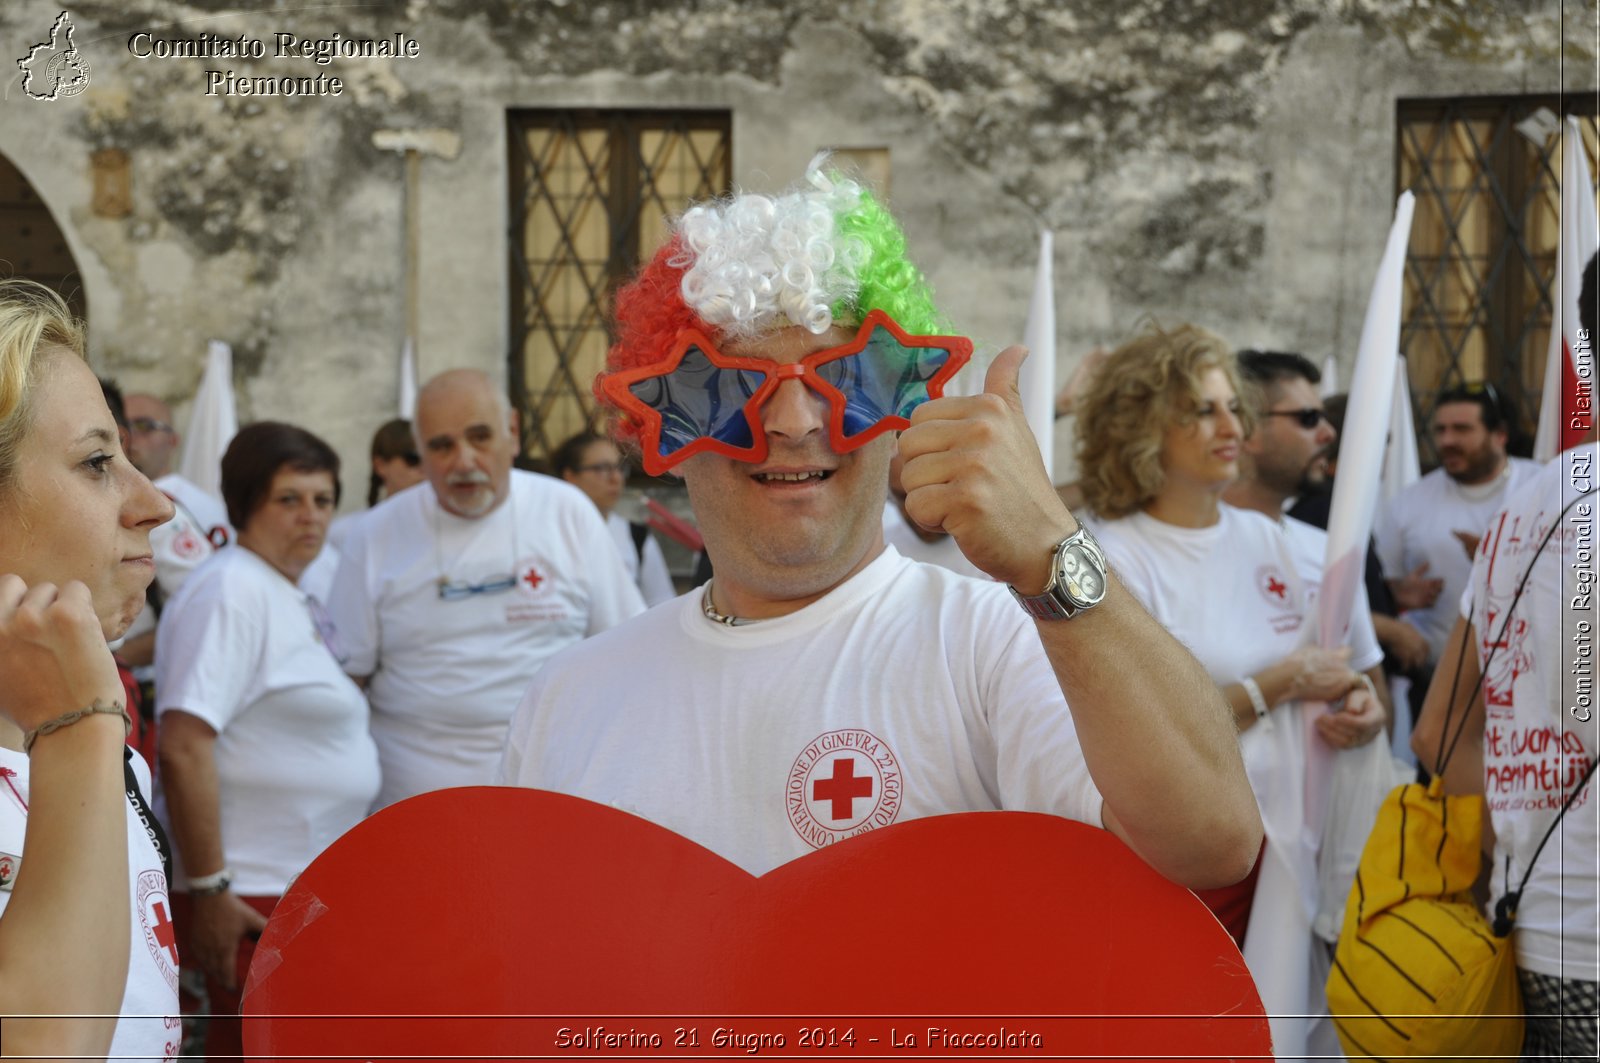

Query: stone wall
[[0, 0, 1591, 487]]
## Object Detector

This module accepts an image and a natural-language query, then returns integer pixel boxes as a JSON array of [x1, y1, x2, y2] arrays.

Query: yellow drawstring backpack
[[1327, 488, 1596, 1061]]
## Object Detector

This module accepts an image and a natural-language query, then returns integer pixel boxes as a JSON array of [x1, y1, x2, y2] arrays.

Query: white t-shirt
[[1465, 445, 1598, 981], [498, 547, 1103, 877], [0, 747, 181, 1061], [155, 472, 231, 544], [155, 547, 380, 894], [1090, 505, 1383, 801], [331, 470, 644, 808], [606, 511, 676, 607], [1375, 459, 1541, 662], [881, 500, 988, 579]]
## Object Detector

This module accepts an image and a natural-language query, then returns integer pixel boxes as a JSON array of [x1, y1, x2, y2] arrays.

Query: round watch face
[[1060, 545, 1106, 605]]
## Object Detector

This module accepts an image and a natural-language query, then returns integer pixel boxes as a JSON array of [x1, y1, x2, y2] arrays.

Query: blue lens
[[629, 346, 767, 459], [813, 326, 957, 438]]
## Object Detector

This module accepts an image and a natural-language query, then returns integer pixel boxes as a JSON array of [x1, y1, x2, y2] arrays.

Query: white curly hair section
[[675, 153, 872, 338]]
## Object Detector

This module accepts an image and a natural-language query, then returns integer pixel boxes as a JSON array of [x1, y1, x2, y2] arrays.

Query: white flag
[[177, 339, 239, 501], [1019, 229, 1056, 481], [399, 335, 418, 419], [1382, 355, 1421, 505], [1243, 193, 1415, 1060], [1534, 117, 1599, 461]]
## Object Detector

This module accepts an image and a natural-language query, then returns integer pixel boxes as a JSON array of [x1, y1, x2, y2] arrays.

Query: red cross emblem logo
[[1255, 565, 1293, 608], [812, 757, 874, 821], [787, 729, 903, 850], [522, 566, 543, 591], [150, 899, 179, 966], [137, 870, 180, 992]]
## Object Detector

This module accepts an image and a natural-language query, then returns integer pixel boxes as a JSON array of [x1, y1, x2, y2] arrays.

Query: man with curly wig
[[498, 160, 1260, 888]]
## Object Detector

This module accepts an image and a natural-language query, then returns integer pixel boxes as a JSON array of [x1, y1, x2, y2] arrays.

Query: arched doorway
[[0, 152, 87, 320]]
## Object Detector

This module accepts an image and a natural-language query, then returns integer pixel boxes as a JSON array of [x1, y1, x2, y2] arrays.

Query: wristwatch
[[1008, 525, 1110, 620]]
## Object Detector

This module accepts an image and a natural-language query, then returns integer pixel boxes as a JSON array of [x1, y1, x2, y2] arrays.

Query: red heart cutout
[[242, 788, 1269, 1060]]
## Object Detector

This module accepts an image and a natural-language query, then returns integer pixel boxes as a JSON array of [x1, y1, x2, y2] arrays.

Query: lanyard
[[123, 748, 172, 885]]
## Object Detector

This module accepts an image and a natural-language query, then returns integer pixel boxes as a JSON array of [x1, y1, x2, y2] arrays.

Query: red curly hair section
[[595, 235, 705, 445]]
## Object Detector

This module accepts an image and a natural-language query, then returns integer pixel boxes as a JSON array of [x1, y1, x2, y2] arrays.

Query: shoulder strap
[[1434, 485, 1596, 776], [123, 747, 172, 885], [1492, 755, 1598, 936], [1424, 481, 1597, 936]]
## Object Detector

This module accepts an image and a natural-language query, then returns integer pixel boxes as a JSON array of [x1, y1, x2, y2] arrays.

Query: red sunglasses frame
[[600, 309, 973, 476]]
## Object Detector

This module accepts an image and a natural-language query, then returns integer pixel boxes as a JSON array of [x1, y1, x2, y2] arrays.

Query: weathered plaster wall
[[0, 0, 1592, 489]]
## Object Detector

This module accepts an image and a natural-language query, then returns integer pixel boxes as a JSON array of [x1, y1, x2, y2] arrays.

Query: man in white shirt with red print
[[499, 160, 1261, 888], [331, 369, 643, 810]]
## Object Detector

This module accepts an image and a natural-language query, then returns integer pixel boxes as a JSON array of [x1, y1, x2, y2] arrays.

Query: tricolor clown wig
[[599, 156, 948, 445]]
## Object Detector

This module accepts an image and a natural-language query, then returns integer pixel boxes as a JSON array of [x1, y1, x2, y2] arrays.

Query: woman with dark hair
[[551, 430, 676, 606], [0, 279, 177, 1057], [156, 421, 379, 1061], [364, 417, 424, 510]]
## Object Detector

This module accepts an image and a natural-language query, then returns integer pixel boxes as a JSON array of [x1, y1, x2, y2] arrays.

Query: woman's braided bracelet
[[22, 699, 131, 754]]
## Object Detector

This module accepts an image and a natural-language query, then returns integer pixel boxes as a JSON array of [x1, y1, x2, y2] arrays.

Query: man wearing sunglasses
[[329, 369, 644, 811], [1224, 350, 1394, 713], [499, 160, 1261, 891]]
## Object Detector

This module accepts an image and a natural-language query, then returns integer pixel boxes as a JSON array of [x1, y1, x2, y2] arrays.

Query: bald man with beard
[[329, 370, 643, 809]]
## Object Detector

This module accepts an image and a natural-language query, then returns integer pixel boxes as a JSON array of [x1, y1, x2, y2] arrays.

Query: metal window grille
[[1397, 96, 1598, 464], [507, 110, 732, 466]]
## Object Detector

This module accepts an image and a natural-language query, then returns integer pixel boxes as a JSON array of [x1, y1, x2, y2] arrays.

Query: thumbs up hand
[[897, 345, 1077, 592]]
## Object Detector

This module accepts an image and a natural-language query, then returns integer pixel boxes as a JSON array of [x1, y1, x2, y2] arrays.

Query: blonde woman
[[0, 279, 178, 1058], [1076, 324, 1386, 946]]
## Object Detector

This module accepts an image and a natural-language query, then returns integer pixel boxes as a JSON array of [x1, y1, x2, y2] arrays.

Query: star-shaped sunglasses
[[600, 310, 973, 476]]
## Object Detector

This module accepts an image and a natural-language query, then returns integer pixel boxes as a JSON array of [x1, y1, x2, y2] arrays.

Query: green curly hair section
[[832, 185, 948, 336]]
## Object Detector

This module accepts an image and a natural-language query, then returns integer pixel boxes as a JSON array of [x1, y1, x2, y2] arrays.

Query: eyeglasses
[[436, 574, 518, 600], [598, 309, 973, 476], [574, 461, 630, 477], [1264, 408, 1330, 429], [433, 501, 522, 601], [129, 416, 174, 434]]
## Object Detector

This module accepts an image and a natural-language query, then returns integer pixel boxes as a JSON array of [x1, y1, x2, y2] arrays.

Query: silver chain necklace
[[700, 579, 759, 627]]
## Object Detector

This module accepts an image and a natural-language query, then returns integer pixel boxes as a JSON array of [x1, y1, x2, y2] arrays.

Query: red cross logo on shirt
[[150, 899, 180, 966], [522, 566, 543, 591], [1255, 565, 1293, 609], [812, 757, 874, 821]]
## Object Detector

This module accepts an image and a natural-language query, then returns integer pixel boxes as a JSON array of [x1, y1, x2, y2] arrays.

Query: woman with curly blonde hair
[[0, 278, 178, 1057], [1075, 323, 1385, 947]]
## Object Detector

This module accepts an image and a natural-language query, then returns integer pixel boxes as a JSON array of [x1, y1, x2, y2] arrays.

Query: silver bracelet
[[22, 699, 131, 754], [1241, 676, 1270, 721]]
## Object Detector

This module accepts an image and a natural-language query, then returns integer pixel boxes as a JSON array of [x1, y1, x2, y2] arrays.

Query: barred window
[[507, 110, 732, 466], [1398, 96, 1598, 462]]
